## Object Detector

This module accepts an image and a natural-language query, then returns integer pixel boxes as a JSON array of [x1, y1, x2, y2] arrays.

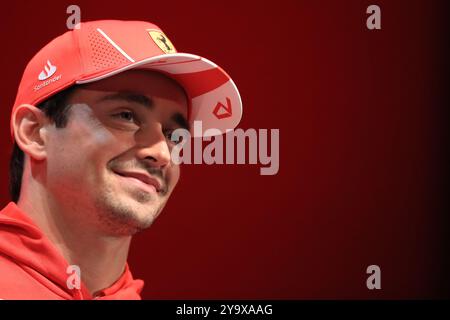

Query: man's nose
[[135, 124, 171, 168]]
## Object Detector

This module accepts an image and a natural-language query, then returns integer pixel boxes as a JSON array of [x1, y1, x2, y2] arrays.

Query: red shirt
[[0, 202, 144, 300]]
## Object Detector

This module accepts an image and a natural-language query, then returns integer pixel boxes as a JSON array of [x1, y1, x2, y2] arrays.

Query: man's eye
[[113, 111, 136, 122], [164, 129, 184, 145]]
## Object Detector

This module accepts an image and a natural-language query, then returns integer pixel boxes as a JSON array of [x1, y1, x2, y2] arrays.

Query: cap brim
[[76, 53, 242, 137]]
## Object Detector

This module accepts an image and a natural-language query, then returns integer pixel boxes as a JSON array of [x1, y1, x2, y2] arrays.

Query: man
[[0, 20, 242, 299]]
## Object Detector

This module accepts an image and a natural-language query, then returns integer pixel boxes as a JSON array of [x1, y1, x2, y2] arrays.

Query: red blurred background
[[0, 0, 448, 299]]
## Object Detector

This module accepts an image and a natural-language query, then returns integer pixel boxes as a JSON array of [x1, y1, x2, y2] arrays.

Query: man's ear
[[12, 104, 49, 161]]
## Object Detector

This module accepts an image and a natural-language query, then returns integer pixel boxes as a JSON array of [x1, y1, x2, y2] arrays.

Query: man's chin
[[95, 195, 162, 236]]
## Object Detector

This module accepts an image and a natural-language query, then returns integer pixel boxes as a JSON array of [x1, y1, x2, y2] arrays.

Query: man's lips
[[113, 170, 162, 193]]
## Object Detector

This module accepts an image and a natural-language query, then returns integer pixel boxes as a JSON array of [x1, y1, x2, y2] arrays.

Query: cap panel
[[10, 30, 83, 136], [12, 30, 83, 108], [85, 20, 172, 61], [76, 23, 131, 79]]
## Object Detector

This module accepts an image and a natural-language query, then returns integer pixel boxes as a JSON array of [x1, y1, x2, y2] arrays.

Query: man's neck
[[17, 186, 131, 296]]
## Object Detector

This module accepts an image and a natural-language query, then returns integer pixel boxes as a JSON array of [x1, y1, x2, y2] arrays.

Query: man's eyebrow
[[98, 92, 153, 109], [171, 112, 190, 131], [98, 92, 189, 130]]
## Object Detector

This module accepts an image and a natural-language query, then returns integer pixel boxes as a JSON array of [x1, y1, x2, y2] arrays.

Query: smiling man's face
[[44, 70, 188, 236]]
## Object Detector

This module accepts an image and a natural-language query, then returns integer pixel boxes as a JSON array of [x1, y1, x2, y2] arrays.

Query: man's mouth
[[113, 170, 162, 194]]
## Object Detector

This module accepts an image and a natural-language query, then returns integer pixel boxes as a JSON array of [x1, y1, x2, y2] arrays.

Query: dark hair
[[9, 86, 77, 202]]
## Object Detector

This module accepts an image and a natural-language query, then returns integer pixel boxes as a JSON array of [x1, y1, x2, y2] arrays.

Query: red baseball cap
[[11, 20, 242, 138]]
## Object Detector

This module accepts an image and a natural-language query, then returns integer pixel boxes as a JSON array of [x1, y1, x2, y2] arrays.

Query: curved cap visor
[[76, 53, 242, 138]]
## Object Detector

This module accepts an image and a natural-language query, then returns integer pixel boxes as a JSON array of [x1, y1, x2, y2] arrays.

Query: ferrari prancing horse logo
[[148, 30, 176, 54]]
